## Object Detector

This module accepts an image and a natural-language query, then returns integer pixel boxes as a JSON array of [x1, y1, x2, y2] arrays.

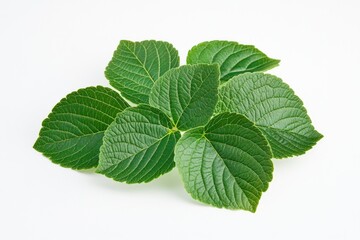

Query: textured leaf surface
[[34, 86, 129, 169], [97, 104, 180, 183], [216, 73, 323, 158], [175, 113, 273, 212], [149, 64, 219, 131], [187, 40, 279, 81], [105, 40, 180, 104]]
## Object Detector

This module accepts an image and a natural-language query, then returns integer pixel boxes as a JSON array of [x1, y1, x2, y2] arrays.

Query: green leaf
[[33, 86, 130, 169], [175, 112, 273, 212], [149, 64, 220, 131], [216, 73, 323, 158], [187, 40, 280, 81], [97, 104, 181, 183], [105, 40, 180, 104]]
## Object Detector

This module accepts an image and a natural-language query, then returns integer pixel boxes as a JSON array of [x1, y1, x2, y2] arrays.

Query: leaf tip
[[273, 58, 281, 65], [315, 130, 324, 141], [33, 137, 43, 152]]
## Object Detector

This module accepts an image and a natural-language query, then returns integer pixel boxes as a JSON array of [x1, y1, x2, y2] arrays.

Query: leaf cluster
[[34, 40, 322, 212]]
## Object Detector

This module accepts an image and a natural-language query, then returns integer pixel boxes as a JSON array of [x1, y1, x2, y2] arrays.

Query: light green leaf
[[33, 86, 130, 169], [149, 64, 220, 131], [187, 40, 280, 81], [97, 104, 180, 183], [105, 40, 180, 104], [216, 73, 323, 158], [175, 112, 273, 212]]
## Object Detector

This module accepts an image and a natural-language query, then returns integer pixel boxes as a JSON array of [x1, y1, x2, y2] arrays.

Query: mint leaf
[[187, 40, 279, 81], [97, 104, 180, 183], [33, 38, 323, 212], [216, 73, 323, 158], [105, 40, 180, 104], [33, 86, 129, 169], [149, 64, 220, 131], [175, 112, 273, 212]]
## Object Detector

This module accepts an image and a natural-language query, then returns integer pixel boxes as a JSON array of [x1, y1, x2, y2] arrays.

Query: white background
[[1, 0, 359, 239]]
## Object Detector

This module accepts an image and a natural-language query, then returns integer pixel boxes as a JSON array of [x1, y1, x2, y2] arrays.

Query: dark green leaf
[[187, 40, 279, 81], [105, 40, 180, 104], [34, 86, 129, 169], [149, 64, 220, 131], [175, 112, 273, 212], [97, 104, 180, 183], [216, 73, 323, 158]]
